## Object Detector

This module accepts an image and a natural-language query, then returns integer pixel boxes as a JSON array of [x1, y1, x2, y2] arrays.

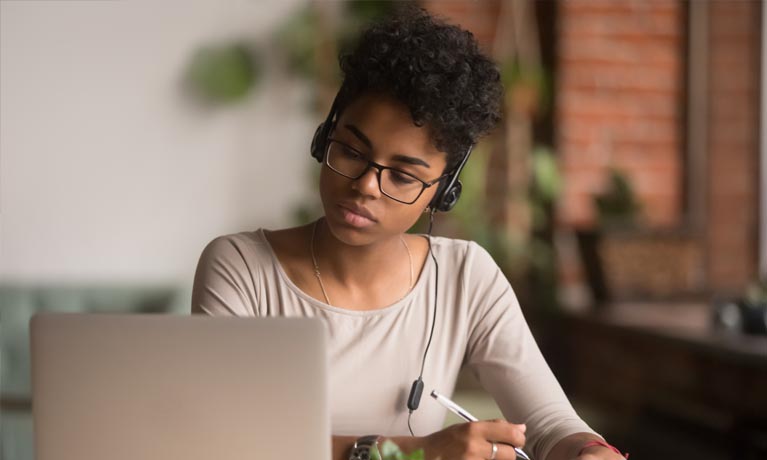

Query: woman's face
[[319, 91, 448, 247]]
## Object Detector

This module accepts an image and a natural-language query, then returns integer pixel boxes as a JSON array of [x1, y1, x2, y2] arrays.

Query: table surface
[[568, 301, 767, 366]]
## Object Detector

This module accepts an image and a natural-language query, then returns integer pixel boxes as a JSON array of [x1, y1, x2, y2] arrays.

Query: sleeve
[[191, 235, 259, 317], [463, 242, 599, 460]]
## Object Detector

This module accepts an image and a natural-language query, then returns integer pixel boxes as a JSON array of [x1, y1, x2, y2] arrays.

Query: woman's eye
[[341, 146, 363, 160], [390, 170, 417, 185]]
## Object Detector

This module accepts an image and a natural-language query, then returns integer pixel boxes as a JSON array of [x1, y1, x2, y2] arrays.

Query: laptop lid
[[30, 313, 329, 460]]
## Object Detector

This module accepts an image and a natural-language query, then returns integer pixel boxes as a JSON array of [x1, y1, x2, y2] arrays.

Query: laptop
[[30, 313, 329, 460]]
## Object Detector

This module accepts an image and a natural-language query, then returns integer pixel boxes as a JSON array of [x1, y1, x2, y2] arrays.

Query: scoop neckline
[[255, 228, 434, 317]]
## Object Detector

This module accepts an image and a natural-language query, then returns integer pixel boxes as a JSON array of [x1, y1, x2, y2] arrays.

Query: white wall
[[0, 0, 320, 285]]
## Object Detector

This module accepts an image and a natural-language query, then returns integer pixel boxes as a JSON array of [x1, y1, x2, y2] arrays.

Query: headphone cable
[[407, 210, 439, 436]]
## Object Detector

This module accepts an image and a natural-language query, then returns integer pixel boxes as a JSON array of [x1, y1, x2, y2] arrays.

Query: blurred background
[[1, 1, 765, 459]]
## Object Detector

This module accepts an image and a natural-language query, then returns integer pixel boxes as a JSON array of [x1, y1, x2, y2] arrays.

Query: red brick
[[562, 64, 679, 92], [709, 93, 760, 121], [709, 119, 759, 145], [563, 0, 678, 16], [641, 196, 682, 227], [709, 69, 759, 93], [709, 0, 761, 39], [560, 42, 680, 67], [561, 11, 681, 39], [422, 0, 501, 51], [560, 116, 679, 144], [559, 89, 679, 118], [630, 167, 681, 197], [557, 192, 597, 227]]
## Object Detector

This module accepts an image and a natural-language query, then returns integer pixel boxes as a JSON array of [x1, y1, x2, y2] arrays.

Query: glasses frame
[[324, 138, 449, 205]]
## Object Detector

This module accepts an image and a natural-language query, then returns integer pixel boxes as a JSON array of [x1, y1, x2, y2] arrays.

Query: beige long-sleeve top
[[191, 229, 598, 460]]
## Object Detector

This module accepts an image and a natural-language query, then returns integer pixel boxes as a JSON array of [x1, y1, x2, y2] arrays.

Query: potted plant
[[372, 440, 424, 460], [576, 168, 641, 307]]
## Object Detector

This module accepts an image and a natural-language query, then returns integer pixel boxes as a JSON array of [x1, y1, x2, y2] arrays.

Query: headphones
[[311, 91, 473, 212]]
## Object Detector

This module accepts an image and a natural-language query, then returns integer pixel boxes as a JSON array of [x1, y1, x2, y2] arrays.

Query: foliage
[[446, 143, 561, 280], [449, 143, 523, 271], [185, 43, 259, 104], [275, 6, 327, 82], [745, 279, 767, 305], [500, 58, 551, 117], [340, 0, 404, 51], [370, 440, 424, 460], [594, 168, 641, 228], [530, 146, 561, 229], [275, 0, 404, 86]]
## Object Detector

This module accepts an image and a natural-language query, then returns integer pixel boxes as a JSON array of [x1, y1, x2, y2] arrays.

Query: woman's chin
[[322, 216, 376, 247]]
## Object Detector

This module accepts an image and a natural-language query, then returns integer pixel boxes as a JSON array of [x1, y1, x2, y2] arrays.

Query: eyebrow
[[343, 123, 432, 169]]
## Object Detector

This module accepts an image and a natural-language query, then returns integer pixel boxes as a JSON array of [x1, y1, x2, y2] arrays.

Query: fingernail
[[519, 424, 527, 433]]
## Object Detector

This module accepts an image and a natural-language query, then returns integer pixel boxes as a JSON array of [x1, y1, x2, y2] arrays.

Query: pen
[[430, 390, 532, 460]]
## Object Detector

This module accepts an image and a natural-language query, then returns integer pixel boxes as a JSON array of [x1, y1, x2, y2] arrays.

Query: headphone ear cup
[[428, 179, 448, 211], [437, 181, 462, 212], [310, 122, 327, 163]]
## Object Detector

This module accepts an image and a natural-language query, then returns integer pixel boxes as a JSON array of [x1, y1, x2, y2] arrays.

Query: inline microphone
[[407, 377, 424, 411]]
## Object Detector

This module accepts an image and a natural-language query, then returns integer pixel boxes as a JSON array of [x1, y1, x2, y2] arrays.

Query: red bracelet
[[578, 440, 629, 459]]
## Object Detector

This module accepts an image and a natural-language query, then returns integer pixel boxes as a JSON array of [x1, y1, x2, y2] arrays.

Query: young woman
[[192, 8, 626, 460]]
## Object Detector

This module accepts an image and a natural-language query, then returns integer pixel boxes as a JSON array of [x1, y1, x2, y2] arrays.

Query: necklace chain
[[310, 219, 413, 307]]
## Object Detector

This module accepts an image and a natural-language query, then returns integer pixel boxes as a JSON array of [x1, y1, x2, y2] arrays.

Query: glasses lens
[[326, 140, 425, 204], [327, 142, 367, 178], [381, 168, 423, 203]]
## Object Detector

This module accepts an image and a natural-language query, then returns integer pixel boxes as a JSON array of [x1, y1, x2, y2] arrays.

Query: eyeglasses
[[324, 139, 447, 204]]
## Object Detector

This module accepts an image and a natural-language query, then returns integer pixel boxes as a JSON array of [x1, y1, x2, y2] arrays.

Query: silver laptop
[[30, 313, 329, 460]]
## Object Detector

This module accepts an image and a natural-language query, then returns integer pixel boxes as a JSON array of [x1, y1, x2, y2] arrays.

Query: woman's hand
[[419, 419, 527, 460]]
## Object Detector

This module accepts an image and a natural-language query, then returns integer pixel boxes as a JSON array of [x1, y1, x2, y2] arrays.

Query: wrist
[[577, 440, 629, 459]]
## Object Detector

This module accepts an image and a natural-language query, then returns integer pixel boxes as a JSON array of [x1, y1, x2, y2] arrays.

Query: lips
[[338, 202, 377, 223]]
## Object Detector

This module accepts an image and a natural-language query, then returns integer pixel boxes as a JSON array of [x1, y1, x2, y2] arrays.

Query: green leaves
[[594, 168, 641, 229], [371, 440, 424, 460], [186, 44, 259, 104]]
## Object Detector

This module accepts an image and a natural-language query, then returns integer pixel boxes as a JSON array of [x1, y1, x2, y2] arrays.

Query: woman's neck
[[312, 218, 409, 290]]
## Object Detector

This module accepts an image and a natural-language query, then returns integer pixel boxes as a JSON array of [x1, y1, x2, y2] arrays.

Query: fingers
[[492, 440, 522, 460], [481, 421, 527, 450], [425, 421, 527, 460]]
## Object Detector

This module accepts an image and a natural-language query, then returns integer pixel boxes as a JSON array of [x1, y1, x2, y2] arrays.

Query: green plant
[[500, 58, 551, 117], [594, 168, 641, 228], [275, 6, 326, 82], [448, 143, 527, 275], [745, 279, 767, 305], [275, 0, 404, 86], [185, 43, 260, 104], [371, 440, 424, 460]]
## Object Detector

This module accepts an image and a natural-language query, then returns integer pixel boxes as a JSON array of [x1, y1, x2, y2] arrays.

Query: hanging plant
[[500, 58, 551, 118], [185, 43, 261, 105]]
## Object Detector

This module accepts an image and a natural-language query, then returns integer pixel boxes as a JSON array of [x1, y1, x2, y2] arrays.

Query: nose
[[351, 166, 382, 198]]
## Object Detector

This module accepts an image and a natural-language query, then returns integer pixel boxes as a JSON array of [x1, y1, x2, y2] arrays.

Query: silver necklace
[[310, 219, 414, 307]]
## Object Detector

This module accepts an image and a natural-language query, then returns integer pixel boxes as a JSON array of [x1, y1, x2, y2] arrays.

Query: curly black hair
[[336, 7, 503, 171]]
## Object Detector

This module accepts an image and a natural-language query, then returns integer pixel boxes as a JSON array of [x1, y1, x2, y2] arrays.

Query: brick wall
[[556, 0, 684, 229], [421, 0, 761, 297], [421, 0, 500, 52], [706, 0, 761, 293], [556, 0, 761, 296]]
